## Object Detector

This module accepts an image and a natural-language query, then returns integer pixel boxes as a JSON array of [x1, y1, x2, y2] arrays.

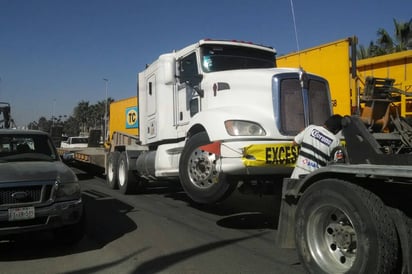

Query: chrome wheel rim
[[187, 147, 219, 189], [306, 205, 357, 273]]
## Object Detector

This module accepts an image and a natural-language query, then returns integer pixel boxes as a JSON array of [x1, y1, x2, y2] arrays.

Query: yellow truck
[[277, 37, 412, 121], [108, 96, 139, 140]]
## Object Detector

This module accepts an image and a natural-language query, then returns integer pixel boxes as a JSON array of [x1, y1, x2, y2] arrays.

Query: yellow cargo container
[[108, 96, 138, 140], [277, 38, 355, 116], [277, 37, 412, 117]]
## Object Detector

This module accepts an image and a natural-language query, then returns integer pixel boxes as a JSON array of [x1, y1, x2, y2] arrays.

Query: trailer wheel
[[118, 152, 141, 194], [106, 151, 120, 189], [179, 132, 237, 204], [295, 179, 399, 274]]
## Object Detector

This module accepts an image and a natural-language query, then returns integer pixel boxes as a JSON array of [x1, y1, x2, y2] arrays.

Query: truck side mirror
[[159, 54, 176, 85], [186, 74, 203, 87]]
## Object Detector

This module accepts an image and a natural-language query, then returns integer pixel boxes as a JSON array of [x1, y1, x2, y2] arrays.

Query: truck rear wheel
[[179, 132, 237, 204], [106, 151, 120, 189], [295, 179, 399, 274], [118, 152, 141, 194]]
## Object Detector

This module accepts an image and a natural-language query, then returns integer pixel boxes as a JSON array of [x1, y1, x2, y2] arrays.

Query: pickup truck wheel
[[179, 132, 237, 204], [118, 152, 141, 194], [106, 151, 120, 189], [295, 179, 399, 274]]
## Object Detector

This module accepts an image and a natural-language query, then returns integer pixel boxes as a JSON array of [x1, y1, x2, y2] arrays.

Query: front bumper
[[216, 140, 297, 176], [0, 198, 83, 237]]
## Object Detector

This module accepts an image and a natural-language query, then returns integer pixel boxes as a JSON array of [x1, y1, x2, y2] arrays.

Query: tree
[[37, 116, 51, 132], [393, 18, 412, 50], [28, 97, 116, 136], [376, 28, 394, 54], [71, 97, 115, 135], [358, 18, 412, 59], [73, 100, 90, 134], [63, 116, 80, 136]]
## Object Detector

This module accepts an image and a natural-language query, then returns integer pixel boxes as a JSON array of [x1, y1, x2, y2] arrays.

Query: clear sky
[[1, 0, 411, 127]]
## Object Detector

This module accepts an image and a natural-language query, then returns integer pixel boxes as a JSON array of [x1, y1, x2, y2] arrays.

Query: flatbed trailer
[[58, 129, 142, 170], [57, 147, 106, 169]]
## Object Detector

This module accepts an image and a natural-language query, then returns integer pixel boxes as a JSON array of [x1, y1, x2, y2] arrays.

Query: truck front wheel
[[295, 179, 399, 274], [106, 151, 120, 189], [179, 132, 237, 204]]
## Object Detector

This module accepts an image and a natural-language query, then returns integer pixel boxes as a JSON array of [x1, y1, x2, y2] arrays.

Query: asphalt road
[[0, 167, 305, 274]]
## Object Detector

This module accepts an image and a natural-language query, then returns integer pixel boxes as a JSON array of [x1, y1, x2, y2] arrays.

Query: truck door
[[146, 74, 157, 139], [176, 52, 201, 128]]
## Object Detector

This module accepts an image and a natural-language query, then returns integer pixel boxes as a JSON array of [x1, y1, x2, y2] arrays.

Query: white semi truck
[[70, 39, 411, 273], [106, 39, 332, 204]]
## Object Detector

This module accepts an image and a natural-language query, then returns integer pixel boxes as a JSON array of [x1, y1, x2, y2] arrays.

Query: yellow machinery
[[357, 51, 412, 117]]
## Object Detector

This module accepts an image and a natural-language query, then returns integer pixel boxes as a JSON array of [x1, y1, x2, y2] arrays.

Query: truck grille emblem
[[11, 192, 29, 201]]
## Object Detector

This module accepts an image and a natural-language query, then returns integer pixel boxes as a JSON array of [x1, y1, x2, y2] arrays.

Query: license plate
[[8, 206, 35, 221]]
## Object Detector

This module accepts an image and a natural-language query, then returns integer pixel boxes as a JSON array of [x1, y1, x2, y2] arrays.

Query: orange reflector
[[199, 142, 221, 156]]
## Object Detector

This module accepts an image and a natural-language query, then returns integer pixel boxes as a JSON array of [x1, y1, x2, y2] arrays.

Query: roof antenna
[[290, 0, 300, 53], [290, 0, 301, 66], [290, 0, 307, 88]]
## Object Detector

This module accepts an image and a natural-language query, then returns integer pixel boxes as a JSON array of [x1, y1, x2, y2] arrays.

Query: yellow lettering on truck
[[242, 143, 299, 167]]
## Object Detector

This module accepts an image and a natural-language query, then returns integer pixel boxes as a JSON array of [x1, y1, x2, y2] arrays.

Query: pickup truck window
[[200, 44, 275, 72], [0, 134, 57, 161], [71, 137, 88, 144]]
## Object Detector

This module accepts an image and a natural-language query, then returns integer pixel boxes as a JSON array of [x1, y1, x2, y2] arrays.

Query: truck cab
[[110, 39, 333, 204]]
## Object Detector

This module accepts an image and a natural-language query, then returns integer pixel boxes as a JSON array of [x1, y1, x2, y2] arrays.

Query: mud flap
[[276, 178, 299, 248]]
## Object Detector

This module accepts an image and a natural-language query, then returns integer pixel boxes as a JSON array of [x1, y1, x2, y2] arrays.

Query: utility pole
[[52, 99, 56, 126], [103, 78, 109, 142]]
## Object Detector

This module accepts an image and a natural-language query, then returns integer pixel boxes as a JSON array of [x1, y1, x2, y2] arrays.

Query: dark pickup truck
[[0, 129, 84, 243]]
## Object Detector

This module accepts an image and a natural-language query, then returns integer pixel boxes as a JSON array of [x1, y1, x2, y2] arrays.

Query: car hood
[[0, 161, 77, 183]]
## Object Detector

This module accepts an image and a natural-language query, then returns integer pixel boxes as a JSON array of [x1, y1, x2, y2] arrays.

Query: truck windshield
[[200, 44, 275, 73]]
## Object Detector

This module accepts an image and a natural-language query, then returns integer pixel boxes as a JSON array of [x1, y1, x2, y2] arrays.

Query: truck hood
[[204, 67, 304, 82], [195, 67, 317, 140], [0, 161, 77, 183], [202, 67, 305, 101]]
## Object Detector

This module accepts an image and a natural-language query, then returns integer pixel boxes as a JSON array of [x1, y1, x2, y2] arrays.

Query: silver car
[[0, 130, 84, 243]]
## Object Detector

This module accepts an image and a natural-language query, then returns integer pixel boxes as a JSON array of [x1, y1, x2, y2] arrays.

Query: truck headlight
[[55, 182, 81, 201], [224, 120, 266, 136]]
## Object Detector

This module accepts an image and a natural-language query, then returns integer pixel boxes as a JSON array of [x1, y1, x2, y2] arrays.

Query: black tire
[[118, 151, 141, 194], [106, 151, 120, 189], [295, 179, 399, 274], [402, 212, 412, 274], [54, 211, 85, 245], [179, 132, 237, 204], [388, 207, 412, 274]]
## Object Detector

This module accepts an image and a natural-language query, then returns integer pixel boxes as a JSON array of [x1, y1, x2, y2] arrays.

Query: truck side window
[[179, 53, 199, 85], [190, 98, 199, 117]]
